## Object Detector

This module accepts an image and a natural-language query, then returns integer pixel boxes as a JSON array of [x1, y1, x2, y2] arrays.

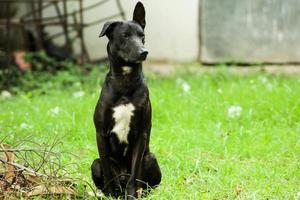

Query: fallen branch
[[0, 149, 52, 153], [0, 158, 48, 178], [0, 138, 97, 198]]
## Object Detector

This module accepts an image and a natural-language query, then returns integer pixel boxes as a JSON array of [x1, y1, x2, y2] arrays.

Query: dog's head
[[99, 2, 148, 63]]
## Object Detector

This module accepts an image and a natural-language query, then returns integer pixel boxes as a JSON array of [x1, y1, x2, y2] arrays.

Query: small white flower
[[176, 78, 190, 93], [182, 82, 190, 92], [49, 107, 60, 115], [176, 78, 184, 85], [215, 122, 223, 136], [87, 190, 103, 197], [227, 105, 242, 118], [73, 91, 85, 98], [259, 76, 268, 84], [1, 90, 12, 98], [266, 83, 273, 91], [20, 123, 29, 129], [74, 82, 81, 87], [217, 88, 223, 93], [248, 108, 253, 116], [297, 191, 300, 197], [216, 122, 222, 130]]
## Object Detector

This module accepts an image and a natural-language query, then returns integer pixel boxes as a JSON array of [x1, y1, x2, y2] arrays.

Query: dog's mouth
[[117, 46, 148, 63], [131, 52, 148, 63], [119, 49, 148, 63]]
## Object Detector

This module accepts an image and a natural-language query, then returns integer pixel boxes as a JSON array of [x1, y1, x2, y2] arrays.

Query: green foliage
[[1, 51, 107, 92], [1, 65, 299, 199]]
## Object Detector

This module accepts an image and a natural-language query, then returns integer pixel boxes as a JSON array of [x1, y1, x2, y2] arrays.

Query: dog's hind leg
[[91, 158, 104, 190], [141, 153, 162, 189]]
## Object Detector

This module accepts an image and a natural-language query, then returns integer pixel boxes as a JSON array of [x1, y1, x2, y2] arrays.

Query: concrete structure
[[42, 0, 199, 62], [201, 0, 300, 63], [20, 0, 300, 63], [88, 0, 199, 61]]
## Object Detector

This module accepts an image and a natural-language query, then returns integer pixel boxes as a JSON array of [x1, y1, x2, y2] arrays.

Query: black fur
[[91, 2, 161, 199]]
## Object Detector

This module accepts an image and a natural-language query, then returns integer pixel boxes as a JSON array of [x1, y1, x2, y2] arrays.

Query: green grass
[[1, 65, 300, 199]]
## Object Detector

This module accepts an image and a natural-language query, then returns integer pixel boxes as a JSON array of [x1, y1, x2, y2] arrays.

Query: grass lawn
[[1, 64, 300, 199]]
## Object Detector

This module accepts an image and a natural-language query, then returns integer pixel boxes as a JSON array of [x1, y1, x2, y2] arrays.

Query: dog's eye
[[138, 33, 145, 38], [122, 33, 130, 38], [139, 33, 145, 42]]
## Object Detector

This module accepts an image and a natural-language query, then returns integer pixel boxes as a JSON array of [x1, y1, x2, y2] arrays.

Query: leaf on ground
[[235, 185, 242, 196], [137, 187, 143, 199], [25, 174, 42, 185], [0, 179, 6, 191], [0, 144, 16, 183], [27, 185, 77, 197]]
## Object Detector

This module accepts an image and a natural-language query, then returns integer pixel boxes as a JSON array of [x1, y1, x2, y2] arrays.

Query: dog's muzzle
[[139, 48, 148, 60]]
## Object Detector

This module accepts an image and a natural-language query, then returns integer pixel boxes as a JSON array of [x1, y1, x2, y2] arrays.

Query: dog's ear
[[133, 1, 146, 29], [99, 21, 119, 38]]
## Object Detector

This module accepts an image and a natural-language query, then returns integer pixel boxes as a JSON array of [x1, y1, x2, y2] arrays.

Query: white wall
[[44, 0, 199, 62]]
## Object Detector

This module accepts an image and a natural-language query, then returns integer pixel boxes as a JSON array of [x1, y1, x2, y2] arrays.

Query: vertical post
[[73, 11, 90, 63], [20, 18, 28, 51], [31, 2, 43, 50], [63, 0, 72, 53], [5, 2, 11, 68], [116, 0, 126, 20], [38, 0, 44, 48], [198, 0, 202, 63], [53, 1, 69, 46], [79, 0, 85, 64]]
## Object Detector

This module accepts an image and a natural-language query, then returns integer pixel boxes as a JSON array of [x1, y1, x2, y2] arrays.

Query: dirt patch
[[144, 63, 177, 76], [144, 62, 300, 76]]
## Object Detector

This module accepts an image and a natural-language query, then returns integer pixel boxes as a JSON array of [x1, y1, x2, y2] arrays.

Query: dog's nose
[[140, 49, 149, 57]]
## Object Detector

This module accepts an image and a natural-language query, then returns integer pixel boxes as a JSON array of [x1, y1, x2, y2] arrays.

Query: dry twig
[[0, 136, 95, 199]]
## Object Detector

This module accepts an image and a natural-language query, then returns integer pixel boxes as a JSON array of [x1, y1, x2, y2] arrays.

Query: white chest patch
[[112, 103, 135, 144], [122, 66, 132, 75]]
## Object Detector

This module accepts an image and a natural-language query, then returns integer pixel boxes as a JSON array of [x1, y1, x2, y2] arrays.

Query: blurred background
[[0, 0, 198, 66], [1, 0, 300, 87], [2, 0, 300, 65]]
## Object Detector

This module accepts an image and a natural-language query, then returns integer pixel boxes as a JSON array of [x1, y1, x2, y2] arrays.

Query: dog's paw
[[126, 184, 138, 199], [113, 183, 122, 197], [103, 183, 122, 198], [127, 195, 137, 200]]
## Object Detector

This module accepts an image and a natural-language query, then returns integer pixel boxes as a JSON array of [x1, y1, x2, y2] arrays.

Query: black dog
[[91, 2, 161, 199]]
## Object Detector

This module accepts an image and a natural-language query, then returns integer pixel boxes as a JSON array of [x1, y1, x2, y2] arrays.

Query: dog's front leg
[[96, 132, 121, 197], [126, 93, 151, 199], [126, 131, 147, 199]]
